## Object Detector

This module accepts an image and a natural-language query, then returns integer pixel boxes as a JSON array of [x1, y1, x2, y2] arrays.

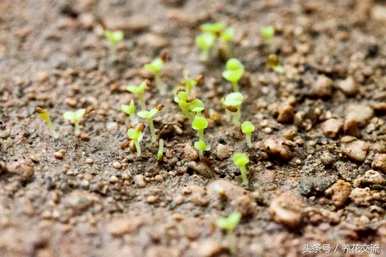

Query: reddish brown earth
[[0, 0, 386, 257]]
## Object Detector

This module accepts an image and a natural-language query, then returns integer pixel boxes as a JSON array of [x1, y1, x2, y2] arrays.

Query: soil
[[1, 0, 386, 257]]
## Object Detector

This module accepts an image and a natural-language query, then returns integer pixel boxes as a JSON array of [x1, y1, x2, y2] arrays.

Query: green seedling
[[192, 115, 208, 142], [232, 152, 249, 186], [127, 124, 144, 157], [195, 32, 216, 61], [156, 139, 164, 161], [127, 81, 146, 109], [181, 72, 199, 96], [222, 58, 245, 91], [63, 109, 86, 136], [144, 58, 165, 94], [194, 139, 208, 159], [174, 90, 205, 118], [223, 92, 244, 125], [217, 211, 241, 253], [266, 54, 284, 74], [241, 121, 255, 148], [36, 107, 58, 138], [104, 30, 124, 48], [137, 106, 161, 143], [120, 100, 136, 121], [201, 22, 226, 34], [260, 26, 275, 42]]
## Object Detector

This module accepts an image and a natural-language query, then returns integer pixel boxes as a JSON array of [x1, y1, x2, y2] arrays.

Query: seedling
[[104, 30, 124, 48], [120, 100, 136, 121], [181, 72, 198, 96], [260, 26, 275, 42], [266, 54, 284, 74], [232, 152, 249, 186], [222, 92, 244, 125], [156, 139, 164, 161], [137, 107, 161, 143], [217, 211, 241, 254], [241, 121, 255, 148], [222, 58, 245, 91], [127, 81, 146, 109], [192, 115, 208, 142], [36, 107, 58, 138], [174, 91, 205, 118], [197, 22, 235, 61], [127, 125, 144, 157], [194, 139, 208, 159], [195, 32, 216, 61], [63, 109, 86, 136], [144, 58, 165, 94]]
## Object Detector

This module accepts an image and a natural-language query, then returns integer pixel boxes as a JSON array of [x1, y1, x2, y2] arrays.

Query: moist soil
[[1, 0, 386, 257]]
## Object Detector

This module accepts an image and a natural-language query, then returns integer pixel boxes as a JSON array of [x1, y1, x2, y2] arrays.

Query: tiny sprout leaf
[[144, 58, 164, 75], [127, 81, 146, 96], [127, 128, 142, 141], [63, 109, 85, 124], [104, 30, 124, 47], [196, 32, 216, 51], [216, 212, 241, 233], [241, 121, 255, 134], [192, 115, 208, 131], [232, 152, 249, 168], [189, 99, 205, 114], [120, 101, 136, 116], [201, 22, 226, 34], [220, 27, 235, 42], [260, 26, 275, 41], [223, 92, 244, 109], [194, 139, 207, 153], [137, 108, 158, 120], [223, 58, 245, 86]]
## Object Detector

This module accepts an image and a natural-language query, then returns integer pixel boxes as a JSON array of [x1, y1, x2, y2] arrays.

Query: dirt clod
[[372, 153, 386, 173], [325, 180, 352, 207], [342, 140, 369, 162], [269, 192, 303, 228], [263, 137, 292, 160]]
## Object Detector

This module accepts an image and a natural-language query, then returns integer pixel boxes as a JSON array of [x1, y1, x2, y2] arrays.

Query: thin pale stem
[[231, 110, 241, 126], [139, 96, 145, 110], [74, 123, 81, 136], [149, 120, 156, 143], [135, 141, 141, 157], [240, 166, 248, 186], [198, 130, 205, 142], [155, 75, 166, 95], [231, 82, 239, 92], [246, 134, 252, 148]]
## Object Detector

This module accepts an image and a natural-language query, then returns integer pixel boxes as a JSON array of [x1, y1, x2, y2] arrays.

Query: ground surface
[[1, 0, 386, 257]]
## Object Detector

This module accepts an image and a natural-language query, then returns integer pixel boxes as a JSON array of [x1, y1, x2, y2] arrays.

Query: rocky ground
[[0, 0, 386, 257]]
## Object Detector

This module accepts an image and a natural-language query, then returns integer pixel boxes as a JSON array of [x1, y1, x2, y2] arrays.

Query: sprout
[[181, 72, 198, 96], [63, 109, 86, 136], [201, 22, 226, 34], [260, 26, 275, 42], [127, 81, 146, 109], [241, 121, 255, 148], [137, 107, 161, 143], [104, 30, 124, 48], [144, 58, 165, 94], [216, 211, 241, 234], [222, 58, 245, 91], [192, 115, 208, 142], [266, 54, 284, 74], [194, 139, 208, 159], [127, 125, 144, 157], [222, 92, 244, 125], [217, 211, 241, 254], [156, 139, 164, 161], [174, 91, 205, 119], [220, 27, 235, 43], [232, 152, 249, 186], [36, 107, 58, 138], [195, 32, 216, 61], [120, 100, 136, 120]]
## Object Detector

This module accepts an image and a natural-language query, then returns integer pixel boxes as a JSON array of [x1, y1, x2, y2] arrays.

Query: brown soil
[[1, 0, 386, 257]]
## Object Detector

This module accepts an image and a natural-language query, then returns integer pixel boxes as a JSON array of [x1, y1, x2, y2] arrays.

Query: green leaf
[[127, 81, 146, 96], [223, 92, 244, 108], [127, 128, 142, 141], [196, 32, 216, 51], [216, 212, 241, 233], [63, 109, 85, 124], [194, 139, 207, 152], [260, 26, 275, 41], [138, 108, 158, 120], [144, 58, 164, 75], [223, 58, 244, 84], [189, 99, 205, 113], [220, 27, 235, 42], [232, 152, 249, 168], [241, 121, 255, 134], [120, 101, 136, 116], [201, 22, 225, 34], [104, 30, 124, 46], [192, 115, 208, 131]]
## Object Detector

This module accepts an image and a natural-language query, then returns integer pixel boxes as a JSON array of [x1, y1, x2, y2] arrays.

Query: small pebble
[[372, 153, 386, 173], [194, 239, 225, 257], [183, 143, 198, 161], [112, 161, 122, 170], [312, 75, 333, 97], [353, 170, 385, 187], [134, 174, 146, 188], [263, 136, 292, 160], [325, 180, 352, 207], [338, 76, 358, 96], [269, 192, 303, 228], [54, 149, 66, 160], [344, 104, 373, 135], [277, 102, 294, 123], [342, 140, 369, 162], [215, 144, 232, 160], [321, 118, 343, 138]]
